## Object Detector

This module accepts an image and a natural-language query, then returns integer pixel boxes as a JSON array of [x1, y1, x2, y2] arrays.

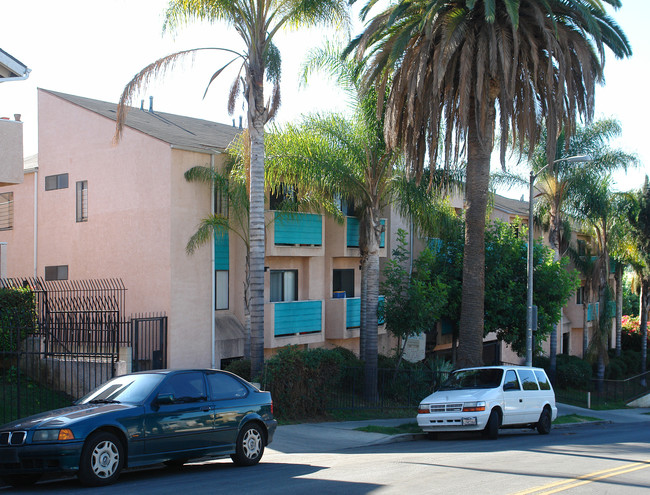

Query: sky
[[1, 0, 648, 200]]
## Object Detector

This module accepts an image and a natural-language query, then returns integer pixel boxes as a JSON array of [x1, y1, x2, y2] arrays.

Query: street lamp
[[525, 154, 591, 367]]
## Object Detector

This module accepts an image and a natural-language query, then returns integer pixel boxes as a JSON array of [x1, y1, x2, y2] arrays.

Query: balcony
[[264, 300, 324, 347], [0, 118, 24, 186], [324, 216, 387, 258], [265, 211, 324, 257], [325, 296, 386, 340]]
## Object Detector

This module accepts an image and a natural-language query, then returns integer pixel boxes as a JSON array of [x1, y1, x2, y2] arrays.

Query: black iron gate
[[119, 314, 168, 372]]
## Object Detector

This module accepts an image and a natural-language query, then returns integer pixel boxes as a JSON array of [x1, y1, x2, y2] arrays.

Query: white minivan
[[417, 366, 557, 439]]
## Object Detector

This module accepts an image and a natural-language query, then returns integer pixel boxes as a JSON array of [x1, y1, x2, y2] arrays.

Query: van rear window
[[534, 370, 551, 390]]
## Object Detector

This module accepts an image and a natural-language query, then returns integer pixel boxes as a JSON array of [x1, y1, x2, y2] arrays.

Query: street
[[5, 421, 650, 494]]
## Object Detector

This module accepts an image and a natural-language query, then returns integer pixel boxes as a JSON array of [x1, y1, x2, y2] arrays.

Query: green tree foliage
[[421, 219, 578, 357], [0, 288, 37, 352], [381, 229, 448, 359]]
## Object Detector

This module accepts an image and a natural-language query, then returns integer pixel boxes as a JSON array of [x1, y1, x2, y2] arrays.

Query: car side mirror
[[156, 393, 175, 405]]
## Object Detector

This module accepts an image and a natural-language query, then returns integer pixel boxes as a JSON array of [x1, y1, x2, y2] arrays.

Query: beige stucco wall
[[0, 118, 24, 186], [0, 170, 36, 276], [36, 90, 173, 318]]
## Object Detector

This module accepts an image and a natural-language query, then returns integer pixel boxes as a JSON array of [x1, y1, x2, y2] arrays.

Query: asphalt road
[[5, 421, 650, 494]]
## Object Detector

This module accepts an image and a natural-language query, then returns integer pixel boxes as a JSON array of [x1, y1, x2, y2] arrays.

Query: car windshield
[[439, 369, 504, 390], [79, 373, 165, 405]]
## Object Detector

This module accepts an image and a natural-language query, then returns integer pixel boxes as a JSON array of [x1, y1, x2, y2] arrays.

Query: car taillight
[[462, 401, 486, 412], [270, 400, 273, 415]]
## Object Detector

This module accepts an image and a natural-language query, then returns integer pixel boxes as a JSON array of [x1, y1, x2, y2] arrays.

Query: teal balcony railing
[[587, 302, 599, 322], [346, 218, 386, 248], [214, 227, 229, 270], [345, 296, 385, 328], [274, 212, 322, 245], [274, 300, 322, 336]]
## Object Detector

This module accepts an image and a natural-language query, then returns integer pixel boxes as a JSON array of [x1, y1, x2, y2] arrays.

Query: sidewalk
[[268, 404, 650, 454]]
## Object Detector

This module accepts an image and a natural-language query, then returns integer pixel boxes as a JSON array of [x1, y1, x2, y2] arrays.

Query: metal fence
[[0, 278, 168, 425], [556, 371, 650, 408], [327, 367, 451, 411]]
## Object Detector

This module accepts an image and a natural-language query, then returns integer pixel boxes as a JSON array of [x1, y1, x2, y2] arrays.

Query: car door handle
[[201, 406, 210, 412]]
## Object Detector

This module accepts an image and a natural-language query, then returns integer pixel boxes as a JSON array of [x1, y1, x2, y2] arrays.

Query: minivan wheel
[[231, 423, 265, 466], [483, 409, 500, 440], [537, 408, 552, 435]]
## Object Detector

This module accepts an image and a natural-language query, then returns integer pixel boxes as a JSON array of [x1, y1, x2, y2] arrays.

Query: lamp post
[[525, 155, 591, 367]]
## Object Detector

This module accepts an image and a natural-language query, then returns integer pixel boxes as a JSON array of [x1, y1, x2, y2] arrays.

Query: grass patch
[[1, 376, 72, 424], [553, 414, 602, 425], [355, 422, 421, 435]]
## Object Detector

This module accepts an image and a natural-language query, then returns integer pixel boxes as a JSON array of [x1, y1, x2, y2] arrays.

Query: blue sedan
[[0, 369, 277, 487]]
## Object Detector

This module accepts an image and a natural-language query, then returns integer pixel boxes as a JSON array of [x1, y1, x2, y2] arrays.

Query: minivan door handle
[[201, 406, 210, 412]]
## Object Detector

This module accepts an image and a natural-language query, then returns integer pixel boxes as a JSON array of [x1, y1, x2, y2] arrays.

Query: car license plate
[[462, 417, 477, 426]]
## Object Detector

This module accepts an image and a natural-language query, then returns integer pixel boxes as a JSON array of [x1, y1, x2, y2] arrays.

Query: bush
[[261, 346, 347, 420], [0, 288, 37, 352], [536, 355, 592, 389], [223, 359, 251, 382]]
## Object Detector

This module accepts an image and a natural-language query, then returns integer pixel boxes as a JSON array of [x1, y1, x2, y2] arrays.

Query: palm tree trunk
[[583, 294, 589, 358], [640, 279, 648, 377], [549, 247, 561, 383], [615, 263, 623, 357], [457, 101, 494, 369], [359, 256, 368, 361], [359, 210, 381, 401], [248, 73, 266, 380]]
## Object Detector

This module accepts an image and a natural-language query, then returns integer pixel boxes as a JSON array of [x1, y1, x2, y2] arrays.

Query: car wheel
[[231, 423, 265, 466], [2, 474, 41, 487], [78, 431, 124, 486], [537, 408, 552, 435], [483, 409, 500, 440]]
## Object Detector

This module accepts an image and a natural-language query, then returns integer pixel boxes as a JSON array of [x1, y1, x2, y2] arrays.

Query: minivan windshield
[[439, 369, 504, 390]]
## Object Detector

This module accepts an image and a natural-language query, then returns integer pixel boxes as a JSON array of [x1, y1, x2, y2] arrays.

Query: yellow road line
[[511, 459, 650, 495]]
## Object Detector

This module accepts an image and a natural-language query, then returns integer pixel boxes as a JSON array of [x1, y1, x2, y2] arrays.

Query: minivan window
[[439, 369, 504, 390], [504, 370, 520, 391], [534, 370, 552, 390], [517, 369, 540, 390]]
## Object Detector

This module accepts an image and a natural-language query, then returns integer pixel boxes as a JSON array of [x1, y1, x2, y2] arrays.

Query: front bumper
[[0, 441, 84, 476], [417, 411, 491, 432]]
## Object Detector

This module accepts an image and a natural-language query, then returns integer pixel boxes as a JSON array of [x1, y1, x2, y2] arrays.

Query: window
[[45, 173, 69, 191], [214, 182, 229, 218], [576, 286, 584, 305], [45, 265, 68, 281], [76, 181, 88, 222], [206, 372, 248, 400], [337, 196, 356, 216], [269, 184, 297, 210], [157, 372, 207, 402], [270, 269, 297, 302], [503, 370, 520, 391], [333, 269, 354, 298], [534, 370, 551, 391], [0, 192, 13, 231], [577, 239, 587, 257], [517, 369, 540, 390], [216, 270, 229, 310]]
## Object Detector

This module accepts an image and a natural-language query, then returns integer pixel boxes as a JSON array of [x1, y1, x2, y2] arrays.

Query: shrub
[[261, 346, 346, 420], [536, 355, 592, 389], [0, 288, 37, 352], [223, 359, 251, 382]]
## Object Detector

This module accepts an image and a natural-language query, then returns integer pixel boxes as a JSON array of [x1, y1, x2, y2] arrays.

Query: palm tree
[[626, 177, 650, 376], [114, 0, 349, 378], [264, 44, 458, 398], [347, 0, 631, 367], [529, 119, 635, 375]]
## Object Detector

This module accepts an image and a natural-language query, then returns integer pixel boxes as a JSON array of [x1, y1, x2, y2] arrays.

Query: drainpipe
[[210, 154, 216, 369], [33, 168, 38, 277]]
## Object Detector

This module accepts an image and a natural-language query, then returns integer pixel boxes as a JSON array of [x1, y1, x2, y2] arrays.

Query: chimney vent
[[149, 96, 154, 113], [140, 100, 144, 110], [239, 116, 242, 129], [14, 114, 21, 122], [232, 119, 236, 127]]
